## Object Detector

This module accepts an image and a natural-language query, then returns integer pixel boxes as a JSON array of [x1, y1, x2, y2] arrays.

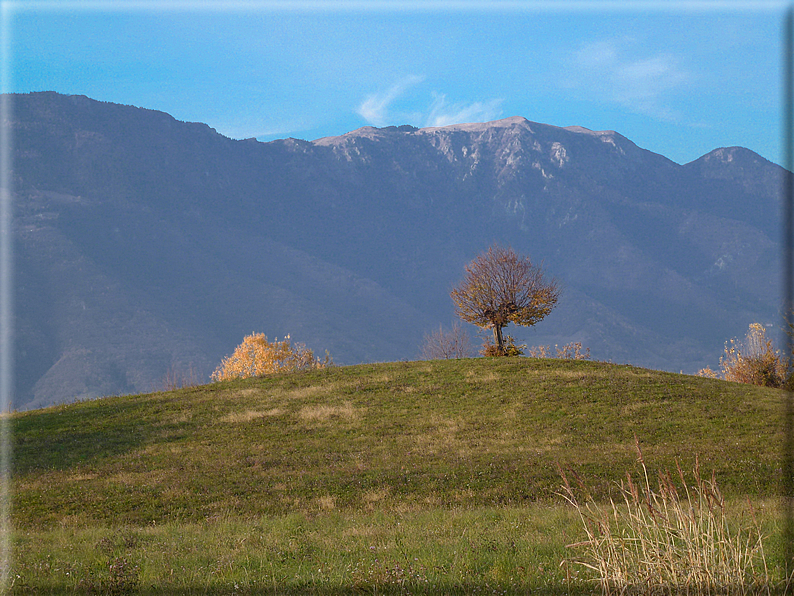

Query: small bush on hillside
[[211, 333, 331, 382], [528, 342, 591, 360], [480, 335, 525, 357], [697, 323, 788, 388], [420, 322, 473, 360]]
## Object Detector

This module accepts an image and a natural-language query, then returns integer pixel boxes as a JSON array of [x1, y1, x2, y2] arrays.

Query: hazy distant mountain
[[11, 92, 784, 409]]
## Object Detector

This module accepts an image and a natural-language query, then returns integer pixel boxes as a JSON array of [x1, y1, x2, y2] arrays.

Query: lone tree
[[450, 245, 560, 356]]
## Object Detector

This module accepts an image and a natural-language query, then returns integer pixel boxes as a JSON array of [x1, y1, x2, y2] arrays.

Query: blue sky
[[8, 1, 788, 166]]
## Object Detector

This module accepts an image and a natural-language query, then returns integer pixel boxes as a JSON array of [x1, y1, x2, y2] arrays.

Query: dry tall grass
[[559, 440, 770, 595]]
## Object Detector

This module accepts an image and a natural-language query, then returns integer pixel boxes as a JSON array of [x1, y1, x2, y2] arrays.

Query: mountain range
[[11, 91, 784, 409]]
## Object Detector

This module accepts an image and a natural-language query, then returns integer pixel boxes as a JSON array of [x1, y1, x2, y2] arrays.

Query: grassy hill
[[11, 358, 788, 593], [14, 357, 783, 527]]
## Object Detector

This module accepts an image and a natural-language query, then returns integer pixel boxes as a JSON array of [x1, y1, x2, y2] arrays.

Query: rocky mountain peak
[[695, 146, 771, 167], [683, 146, 781, 203]]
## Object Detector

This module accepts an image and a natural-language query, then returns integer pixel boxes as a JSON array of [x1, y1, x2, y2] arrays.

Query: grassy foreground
[[11, 358, 790, 593]]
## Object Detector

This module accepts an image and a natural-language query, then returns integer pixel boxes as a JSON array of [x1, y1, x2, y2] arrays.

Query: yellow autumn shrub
[[211, 333, 331, 382], [698, 323, 789, 388]]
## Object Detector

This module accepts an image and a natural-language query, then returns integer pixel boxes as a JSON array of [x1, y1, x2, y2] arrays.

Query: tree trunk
[[493, 324, 505, 355]]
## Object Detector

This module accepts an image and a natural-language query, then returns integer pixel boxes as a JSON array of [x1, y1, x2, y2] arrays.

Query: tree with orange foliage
[[450, 245, 560, 356], [211, 333, 330, 382]]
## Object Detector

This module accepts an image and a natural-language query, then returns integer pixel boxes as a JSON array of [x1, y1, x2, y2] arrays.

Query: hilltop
[[14, 359, 783, 529]]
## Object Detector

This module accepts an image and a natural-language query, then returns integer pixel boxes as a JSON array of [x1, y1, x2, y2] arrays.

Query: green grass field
[[10, 358, 790, 593]]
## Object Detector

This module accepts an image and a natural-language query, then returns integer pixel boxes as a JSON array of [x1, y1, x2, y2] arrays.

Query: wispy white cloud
[[357, 75, 425, 126], [357, 77, 503, 129], [568, 39, 690, 120], [424, 93, 503, 127]]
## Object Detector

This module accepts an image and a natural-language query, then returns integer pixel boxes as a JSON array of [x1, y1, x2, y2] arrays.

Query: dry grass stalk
[[559, 438, 769, 595]]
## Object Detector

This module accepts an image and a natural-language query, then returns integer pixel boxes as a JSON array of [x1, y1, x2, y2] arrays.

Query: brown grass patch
[[285, 385, 336, 400], [211, 387, 261, 402], [524, 435, 567, 453], [164, 412, 192, 424], [57, 513, 90, 528], [465, 370, 499, 383], [106, 469, 170, 488], [317, 495, 336, 510], [501, 407, 518, 421], [363, 488, 389, 503], [551, 369, 594, 379], [297, 402, 359, 422], [413, 416, 463, 456], [221, 408, 284, 423], [621, 401, 653, 415], [70, 473, 98, 482], [230, 388, 259, 398], [392, 502, 418, 514]]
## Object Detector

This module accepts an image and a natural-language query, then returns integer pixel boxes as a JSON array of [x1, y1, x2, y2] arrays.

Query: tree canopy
[[450, 245, 560, 355]]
